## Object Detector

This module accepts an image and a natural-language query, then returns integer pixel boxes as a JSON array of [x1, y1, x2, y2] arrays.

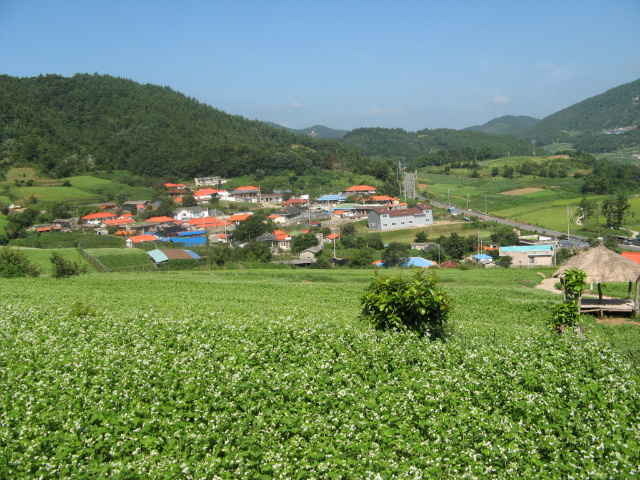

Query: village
[[21, 175, 597, 269]]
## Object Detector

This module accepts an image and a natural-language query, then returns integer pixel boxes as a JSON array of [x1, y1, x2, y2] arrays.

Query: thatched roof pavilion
[[553, 244, 640, 313]]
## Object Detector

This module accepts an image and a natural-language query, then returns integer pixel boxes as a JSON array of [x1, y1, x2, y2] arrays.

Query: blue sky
[[1, 0, 639, 131]]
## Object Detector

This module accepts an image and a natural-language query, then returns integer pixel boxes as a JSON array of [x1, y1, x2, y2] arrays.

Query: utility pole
[[484, 195, 488, 221]]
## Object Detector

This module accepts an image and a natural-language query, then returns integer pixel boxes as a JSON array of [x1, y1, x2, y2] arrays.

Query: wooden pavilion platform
[[580, 297, 638, 316]]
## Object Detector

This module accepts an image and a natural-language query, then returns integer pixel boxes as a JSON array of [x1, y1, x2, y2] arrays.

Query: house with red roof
[[125, 233, 159, 247], [366, 195, 397, 205], [232, 185, 260, 202], [342, 184, 376, 196], [323, 233, 340, 243], [81, 212, 117, 226], [367, 203, 433, 231], [194, 188, 224, 203], [256, 230, 292, 251], [283, 198, 309, 207], [228, 213, 253, 225], [145, 216, 176, 226]]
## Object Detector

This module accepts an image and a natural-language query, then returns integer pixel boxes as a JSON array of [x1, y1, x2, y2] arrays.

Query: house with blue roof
[[499, 244, 554, 267], [316, 194, 347, 206]]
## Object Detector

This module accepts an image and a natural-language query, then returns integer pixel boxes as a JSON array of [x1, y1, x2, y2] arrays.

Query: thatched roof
[[553, 244, 640, 284]]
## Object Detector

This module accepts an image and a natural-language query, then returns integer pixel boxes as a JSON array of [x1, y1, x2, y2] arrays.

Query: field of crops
[[1, 268, 639, 478], [84, 248, 156, 271]]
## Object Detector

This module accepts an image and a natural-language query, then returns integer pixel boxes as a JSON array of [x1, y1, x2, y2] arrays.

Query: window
[[529, 257, 535, 264]]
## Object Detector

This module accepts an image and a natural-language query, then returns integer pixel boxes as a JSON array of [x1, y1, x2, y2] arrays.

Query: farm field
[[418, 163, 640, 236], [1, 268, 638, 478], [9, 247, 91, 275]]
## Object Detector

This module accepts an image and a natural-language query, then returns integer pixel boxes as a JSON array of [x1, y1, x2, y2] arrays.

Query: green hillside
[[266, 122, 349, 139], [0, 74, 362, 179], [515, 78, 640, 151], [341, 127, 535, 162], [464, 115, 540, 135]]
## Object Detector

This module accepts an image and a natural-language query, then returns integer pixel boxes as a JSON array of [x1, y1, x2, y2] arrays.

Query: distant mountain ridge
[[266, 122, 349, 139], [464, 115, 539, 135], [514, 78, 640, 151]]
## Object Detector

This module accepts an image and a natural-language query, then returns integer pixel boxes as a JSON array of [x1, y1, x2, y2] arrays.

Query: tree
[[601, 194, 630, 229], [243, 241, 272, 262], [441, 232, 468, 259], [233, 214, 274, 242], [497, 255, 513, 268], [490, 227, 518, 246], [360, 269, 453, 340], [291, 232, 319, 254], [578, 197, 598, 222], [414, 231, 429, 243], [181, 193, 197, 207], [381, 242, 409, 267], [0, 247, 41, 278], [349, 247, 375, 268], [50, 252, 88, 278], [153, 196, 176, 218]]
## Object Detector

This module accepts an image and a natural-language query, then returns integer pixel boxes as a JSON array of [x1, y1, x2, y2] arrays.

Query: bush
[[50, 252, 88, 278], [360, 269, 453, 340], [549, 268, 587, 333], [0, 247, 41, 278]]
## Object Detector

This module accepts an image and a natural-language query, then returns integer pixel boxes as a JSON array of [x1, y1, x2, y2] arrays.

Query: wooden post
[[598, 283, 603, 304], [628, 281, 633, 300], [635, 280, 640, 317]]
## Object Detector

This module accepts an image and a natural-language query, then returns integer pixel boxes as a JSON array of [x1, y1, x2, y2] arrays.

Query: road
[[425, 199, 589, 242], [403, 171, 416, 199]]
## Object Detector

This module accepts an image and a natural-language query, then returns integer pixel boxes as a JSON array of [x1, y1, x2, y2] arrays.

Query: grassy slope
[[0, 269, 638, 477], [418, 156, 640, 234]]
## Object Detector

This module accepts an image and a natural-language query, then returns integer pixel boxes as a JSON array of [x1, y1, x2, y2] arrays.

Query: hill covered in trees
[[463, 115, 539, 135], [0, 74, 366, 179], [266, 122, 349, 139], [340, 127, 535, 164], [515, 78, 640, 152]]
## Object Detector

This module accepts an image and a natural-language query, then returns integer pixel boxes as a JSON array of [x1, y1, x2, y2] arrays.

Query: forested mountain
[[340, 127, 535, 163], [0, 74, 366, 179], [266, 122, 349, 139], [514, 78, 640, 151], [464, 115, 539, 135]]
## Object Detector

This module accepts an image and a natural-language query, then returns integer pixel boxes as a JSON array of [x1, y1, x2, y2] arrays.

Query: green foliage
[[233, 213, 274, 242], [0, 246, 41, 277], [348, 247, 375, 268], [414, 230, 429, 243], [0, 269, 639, 477], [549, 268, 587, 332], [69, 300, 96, 318], [497, 255, 513, 268], [601, 194, 631, 229], [291, 232, 319, 254], [515, 78, 640, 151], [50, 251, 88, 278], [381, 242, 409, 267], [360, 269, 453, 339], [0, 73, 363, 179], [562, 268, 587, 301], [342, 127, 533, 164]]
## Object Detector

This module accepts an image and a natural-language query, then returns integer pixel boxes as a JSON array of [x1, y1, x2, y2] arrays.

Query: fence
[[78, 243, 158, 272], [78, 243, 109, 272]]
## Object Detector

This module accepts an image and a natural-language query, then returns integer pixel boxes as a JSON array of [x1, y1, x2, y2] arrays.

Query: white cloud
[[291, 102, 303, 109], [536, 62, 573, 79], [490, 92, 513, 105], [348, 107, 386, 118]]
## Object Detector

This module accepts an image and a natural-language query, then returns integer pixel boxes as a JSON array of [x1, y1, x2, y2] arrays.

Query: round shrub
[[360, 269, 453, 340]]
